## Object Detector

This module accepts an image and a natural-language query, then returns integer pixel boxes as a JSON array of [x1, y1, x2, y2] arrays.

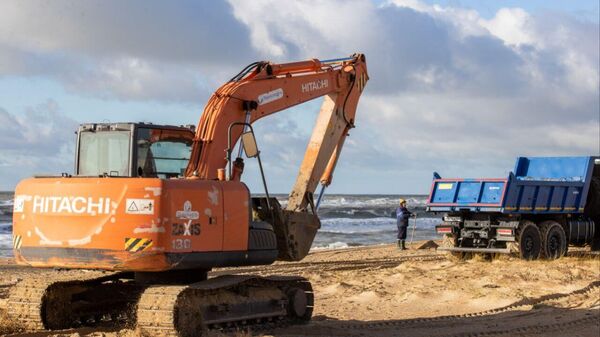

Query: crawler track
[[7, 272, 141, 331], [136, 275, 313, 337]]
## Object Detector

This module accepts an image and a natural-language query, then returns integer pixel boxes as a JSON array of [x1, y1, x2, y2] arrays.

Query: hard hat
[[399, 198, 406, 205]]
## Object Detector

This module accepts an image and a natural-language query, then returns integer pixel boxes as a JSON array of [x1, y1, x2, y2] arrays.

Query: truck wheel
[[441, 234, 465, 260], [539, 221, 567, 259], [516, 221, 542, 260]]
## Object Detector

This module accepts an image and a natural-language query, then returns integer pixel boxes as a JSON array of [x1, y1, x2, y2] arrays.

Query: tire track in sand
[[214, 253, 446, 276], [272, 280, 600, 337]]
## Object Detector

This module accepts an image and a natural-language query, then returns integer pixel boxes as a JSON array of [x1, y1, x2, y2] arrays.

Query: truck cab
[[75, 123, 195, 178]]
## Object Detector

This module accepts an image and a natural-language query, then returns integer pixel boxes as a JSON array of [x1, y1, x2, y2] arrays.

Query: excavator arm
[[185, 53, 369, 260]]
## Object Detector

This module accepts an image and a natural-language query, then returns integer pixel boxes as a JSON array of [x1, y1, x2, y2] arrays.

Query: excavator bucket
[[279, 210, 321, 261], [252, 198, 320, 261]]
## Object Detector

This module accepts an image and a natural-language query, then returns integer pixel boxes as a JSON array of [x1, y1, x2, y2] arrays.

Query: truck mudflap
[[437, 246, 511, 254]]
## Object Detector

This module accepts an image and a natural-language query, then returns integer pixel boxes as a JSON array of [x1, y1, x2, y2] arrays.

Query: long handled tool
[[409, 213, 418, 245]]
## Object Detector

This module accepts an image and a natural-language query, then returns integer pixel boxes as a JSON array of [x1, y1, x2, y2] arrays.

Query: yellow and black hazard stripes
[[13, 235, 22, 250], [124, 237, 153, 253], [357, 73, 368, 92]]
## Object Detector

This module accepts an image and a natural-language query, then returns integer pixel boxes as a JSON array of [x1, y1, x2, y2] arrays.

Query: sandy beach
[[0, 243, 599, 337]]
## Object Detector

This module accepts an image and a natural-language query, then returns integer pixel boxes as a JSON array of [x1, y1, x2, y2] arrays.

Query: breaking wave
[[302, 194, 440, 250], [0, 193, 13, 257]]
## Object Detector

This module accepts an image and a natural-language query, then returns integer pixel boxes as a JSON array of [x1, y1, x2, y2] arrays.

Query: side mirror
[[241, 131, 259, 158]]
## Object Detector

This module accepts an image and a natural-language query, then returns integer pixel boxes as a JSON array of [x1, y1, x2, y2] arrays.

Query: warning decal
[[124, 237, 153, 252], [125, 199, 155, 215], [13, 235, 22, 250]]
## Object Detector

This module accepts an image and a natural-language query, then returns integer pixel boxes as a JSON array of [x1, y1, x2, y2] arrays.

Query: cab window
[[79, 131, 130, 176], [136, 128, 193, 178]]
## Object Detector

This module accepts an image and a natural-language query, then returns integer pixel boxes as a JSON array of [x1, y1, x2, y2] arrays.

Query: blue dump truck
[[427, 156, 600, 260]]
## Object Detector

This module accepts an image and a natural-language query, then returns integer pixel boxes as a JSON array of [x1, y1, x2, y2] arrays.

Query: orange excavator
[[9, 54, 368, 336]]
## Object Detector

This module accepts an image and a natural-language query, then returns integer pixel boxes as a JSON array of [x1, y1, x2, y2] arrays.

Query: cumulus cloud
[[226, 0, 599, 192], [228, 0, 380, 59], [61, 57, 212, 102], [0, 101, 77, 189], [0, 0, 598, 192], [0, 0, 256, 103], [0, 0, 253, 64]]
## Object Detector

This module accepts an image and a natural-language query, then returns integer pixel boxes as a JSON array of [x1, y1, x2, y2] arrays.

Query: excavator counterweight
[[8, 54, 368, 336]]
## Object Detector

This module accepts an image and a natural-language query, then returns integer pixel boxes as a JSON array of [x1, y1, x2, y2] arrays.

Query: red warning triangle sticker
[[128, 201, 139, 212]]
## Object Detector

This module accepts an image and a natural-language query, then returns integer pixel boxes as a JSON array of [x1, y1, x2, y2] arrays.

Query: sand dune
[[0, 243, 598, 337]]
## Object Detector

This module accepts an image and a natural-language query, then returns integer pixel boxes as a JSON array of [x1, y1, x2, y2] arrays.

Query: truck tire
[[539, 221, 567, 259], [516, 221, 542, 260]]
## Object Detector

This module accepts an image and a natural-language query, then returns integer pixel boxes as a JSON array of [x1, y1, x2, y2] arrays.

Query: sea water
[[0, 193, 441, 257], [0, 191, 13, 257], [308, 194, 440, 249]]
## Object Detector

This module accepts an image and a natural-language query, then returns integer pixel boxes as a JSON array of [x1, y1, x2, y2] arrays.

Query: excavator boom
[[186, 54, 368, 210]]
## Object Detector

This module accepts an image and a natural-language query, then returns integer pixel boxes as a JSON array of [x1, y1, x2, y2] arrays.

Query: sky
[[0, 0, 598, 194]]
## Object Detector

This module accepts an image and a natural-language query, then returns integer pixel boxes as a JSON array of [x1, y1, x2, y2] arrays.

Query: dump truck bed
[[427, 156, 599, 214]]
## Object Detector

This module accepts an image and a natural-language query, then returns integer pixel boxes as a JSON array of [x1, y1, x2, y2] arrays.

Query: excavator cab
[[75, 122, 195, 178]]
